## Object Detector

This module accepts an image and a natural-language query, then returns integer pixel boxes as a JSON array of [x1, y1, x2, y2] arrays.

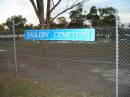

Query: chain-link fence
[[0, 24, 130, 97]]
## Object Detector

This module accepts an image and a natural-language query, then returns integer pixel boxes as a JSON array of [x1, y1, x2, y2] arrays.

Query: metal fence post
[[115, 9, 119, 97], [12, 20, 18, 74]]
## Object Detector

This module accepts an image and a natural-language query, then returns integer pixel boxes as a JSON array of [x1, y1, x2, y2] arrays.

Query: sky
[[0, 0, 130, 26]]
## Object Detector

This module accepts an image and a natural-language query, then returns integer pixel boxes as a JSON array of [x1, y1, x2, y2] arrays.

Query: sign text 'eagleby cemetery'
[[24, 29, 95, 41]]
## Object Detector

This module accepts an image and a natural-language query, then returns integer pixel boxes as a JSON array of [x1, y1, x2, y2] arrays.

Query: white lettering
[[27, 32, 48, 38], [54, 32, 65, 38], [75, 32, 81, 38], [54, 32, 88, 39], [39, 32, 48, 38]]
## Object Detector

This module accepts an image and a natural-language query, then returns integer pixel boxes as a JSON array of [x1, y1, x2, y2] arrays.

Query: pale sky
[[0, 0, 130, 25]]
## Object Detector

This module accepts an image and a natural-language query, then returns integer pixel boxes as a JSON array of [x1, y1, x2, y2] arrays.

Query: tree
[[87, 6, 100, 27], [4, 15, 27, 35], [49, 20, 57, 29], [29, 0, 88, 29], [0, 24, 4, 31], [5, 15, 27, 30], [68, 4, 87, 28], [24, 23, 33, 30], [57, 16, 67, 28], [98, 7, 116, 26], [86, 6, 116, 27], [57, 16, 67, 24]]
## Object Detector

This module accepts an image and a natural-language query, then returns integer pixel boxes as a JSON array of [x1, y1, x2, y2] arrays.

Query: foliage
[[49, 21, 57, 29], [57, 16, 67, 24], [0, 24, 5, 31], [29, 0, 88, 29], [87, 6, 100, 27], [24, 24, 33, 30], [0, 74, 65, 97], [86, 6, 117, 27], [68, 5, 117, 28], [68, 4, 87, 28], [5, 15, 27, 30], [0, 73, 102, 97], [2, 6, 118, 30], [57, 16, 67, 28], [98, 7, 116, 27]]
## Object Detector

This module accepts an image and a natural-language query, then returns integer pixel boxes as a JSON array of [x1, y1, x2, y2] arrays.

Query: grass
[[0, 73, 65, 97], [0, 73, 102, 97]]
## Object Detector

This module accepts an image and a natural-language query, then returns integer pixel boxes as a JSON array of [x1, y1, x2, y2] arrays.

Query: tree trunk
[[38, 15, 45, 29], [37, 0, 45, 29], [37, 0, 51, 29], [46, 0, 51, 29]]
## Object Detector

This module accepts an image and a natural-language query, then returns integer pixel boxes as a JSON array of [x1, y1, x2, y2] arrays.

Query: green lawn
[[0, 73, 101, 97]]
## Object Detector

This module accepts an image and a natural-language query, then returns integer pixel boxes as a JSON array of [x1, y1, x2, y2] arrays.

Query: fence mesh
[[0, 26, 130, 97]]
